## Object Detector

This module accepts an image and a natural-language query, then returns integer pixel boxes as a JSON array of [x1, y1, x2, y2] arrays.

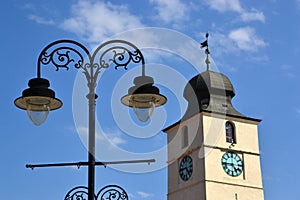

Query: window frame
[[225, 121, 236, 144], [181, 126, 189, 148]]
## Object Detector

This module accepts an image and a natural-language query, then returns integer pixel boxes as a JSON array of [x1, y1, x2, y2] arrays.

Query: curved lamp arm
[[36, 39, 146, 80], [92, 39, 145, 75], [37, 39, 91, 78], [35, 40, 147, 94]]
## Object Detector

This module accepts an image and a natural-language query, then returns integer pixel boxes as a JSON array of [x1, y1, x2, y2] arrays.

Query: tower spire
[[201, 32, 210, 71]]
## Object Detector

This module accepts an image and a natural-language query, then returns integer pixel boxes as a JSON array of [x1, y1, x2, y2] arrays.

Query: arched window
[[225, 121, 235, 143], [182, 126, 189, 148]]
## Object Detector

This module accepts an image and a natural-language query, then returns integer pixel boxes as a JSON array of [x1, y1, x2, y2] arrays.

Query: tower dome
[[183, 70, 246, 119], [194, 70, 235, 97]]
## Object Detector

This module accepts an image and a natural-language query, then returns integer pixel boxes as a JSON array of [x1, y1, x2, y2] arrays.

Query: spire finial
[[200, 32, 210, 71]]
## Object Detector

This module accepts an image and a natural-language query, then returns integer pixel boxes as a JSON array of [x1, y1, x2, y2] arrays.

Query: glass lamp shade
[[122, 93, 166, 122], [121, 76, 167, 122], [133, 107, 154, 122], [132, 96, 155, 122], [14, 78, 62, 126], [26, 102, 50, 126]]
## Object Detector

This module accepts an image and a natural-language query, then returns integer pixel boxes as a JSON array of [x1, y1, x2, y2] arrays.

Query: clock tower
[[163, 40, 264, 199]]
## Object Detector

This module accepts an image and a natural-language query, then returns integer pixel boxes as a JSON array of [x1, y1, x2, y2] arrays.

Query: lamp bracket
[[37, 40, 146, 90]]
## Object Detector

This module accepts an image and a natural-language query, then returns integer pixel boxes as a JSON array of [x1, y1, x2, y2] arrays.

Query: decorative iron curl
[[81, 63, 101, 89], [99, 46, 143, 70], [36, 40, 91, 78], [40, 47, 84, 71], [64, 185, 128, 200], [96, 185, 128, 200], [64, 186, 95, 200], [36, 39, 145, 84]]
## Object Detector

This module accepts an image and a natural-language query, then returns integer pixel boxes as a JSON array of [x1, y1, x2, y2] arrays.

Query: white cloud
[[28, 14, 55, 25], [137, 191, 153, 198], [228, 27, 267, 52], [93, 129, 127, 147], [280, 64, 296, 78], [205, 0, 265, 22], [206, 0, 242, 12], [60, 0, 143, 44], [150, 0, 188, 24], [297, 0, 300, 9], [76, 126, 89, 139], [280, 64, 292, 71], [240, 9, 265, 22], [205, 28, 267, 66], [21, 3, 36, 10], [211, 32, 237, 54], [106, 133, 127, 146], [75, 126, 126, 146]]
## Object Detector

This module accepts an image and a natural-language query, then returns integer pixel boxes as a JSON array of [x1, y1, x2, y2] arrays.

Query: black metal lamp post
[[14, 39, 166, 200]]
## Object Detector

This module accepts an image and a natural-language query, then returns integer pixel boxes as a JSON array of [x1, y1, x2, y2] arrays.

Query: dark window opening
[[226, 121, 235, 143], [182, 126, 189, 148]]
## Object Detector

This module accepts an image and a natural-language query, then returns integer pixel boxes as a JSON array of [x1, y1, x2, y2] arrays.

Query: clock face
[[179, 155, 193, 181], [221, 152, 243, 177]]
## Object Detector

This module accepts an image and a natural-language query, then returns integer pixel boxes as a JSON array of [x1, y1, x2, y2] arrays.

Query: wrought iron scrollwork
[[64, 185, 129, 200], [99, 46, 143, 70], [96, 185, 128, 200], [81, 63, 101, 89], [40, 47, 84, 71], [37, 40, 91, 78], [64, 186, 93, 200], [36, 39, 145, 90], [91, 39, 146, 77]]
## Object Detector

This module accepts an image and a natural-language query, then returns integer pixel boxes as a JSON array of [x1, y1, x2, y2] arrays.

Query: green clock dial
[[179, 155, 193, 181], [221, 152, 243, 177]]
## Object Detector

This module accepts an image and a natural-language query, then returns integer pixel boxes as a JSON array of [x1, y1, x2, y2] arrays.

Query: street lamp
[[14, 39, 166, 200], [121, 75, 167, 122]]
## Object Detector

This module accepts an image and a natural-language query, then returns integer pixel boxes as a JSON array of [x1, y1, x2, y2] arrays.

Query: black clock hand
[[233, 167, 238, 173]]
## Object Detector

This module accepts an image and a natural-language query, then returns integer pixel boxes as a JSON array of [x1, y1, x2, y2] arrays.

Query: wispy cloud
[[137, 191, 154, 198], [228, 27, 267, 52], [20, 3, 36, 11], [211, 32, 236, 54], [280, 64, 292, 71], [240, 9, 265, 22], [75, 126, 126, 147], [205, 0, 265, 22], [209, 27, 267, 55], [106, 132, 127, 146], [205, 0, 243, 12], [28, 14, 55, 25], [150, 0, 189, 24], [297, 0, 300, 9], [280, 64, 296, 78], [60, 0, 143, 44], [76, 126, 89, 139]]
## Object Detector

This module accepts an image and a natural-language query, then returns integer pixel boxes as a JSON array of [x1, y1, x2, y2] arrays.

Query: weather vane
[[201, 32, 210, 71]]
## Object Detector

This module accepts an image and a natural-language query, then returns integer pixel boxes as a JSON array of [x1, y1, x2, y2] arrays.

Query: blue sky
[[1, 0, 300, 199]]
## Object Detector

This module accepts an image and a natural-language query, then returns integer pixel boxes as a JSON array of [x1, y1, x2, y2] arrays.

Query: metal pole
[[88, 92, 97, 200]]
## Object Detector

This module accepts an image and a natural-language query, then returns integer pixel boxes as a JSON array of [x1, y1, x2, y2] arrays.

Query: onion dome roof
[[183, 70, 246, 119]]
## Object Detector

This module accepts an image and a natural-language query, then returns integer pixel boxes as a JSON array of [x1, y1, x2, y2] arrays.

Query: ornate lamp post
[[14, 39, 167, 200]]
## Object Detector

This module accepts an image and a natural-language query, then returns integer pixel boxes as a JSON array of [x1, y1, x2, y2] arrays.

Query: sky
[[1, 0, 300, 199]]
